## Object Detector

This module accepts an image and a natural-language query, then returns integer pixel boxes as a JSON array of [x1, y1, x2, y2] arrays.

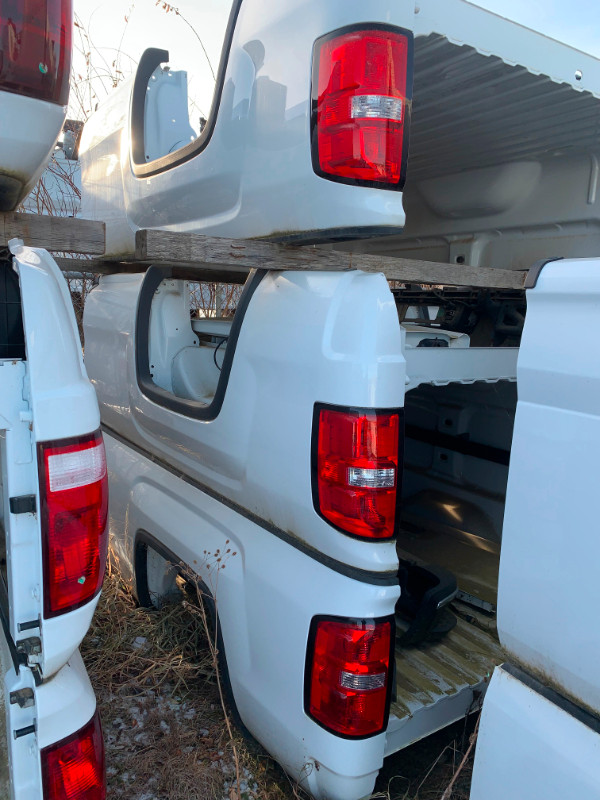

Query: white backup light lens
[[347, 466, 395, 488], [48, 444, 107, 492], [340, 671, 387, 691], [350, 95, 403, 121]]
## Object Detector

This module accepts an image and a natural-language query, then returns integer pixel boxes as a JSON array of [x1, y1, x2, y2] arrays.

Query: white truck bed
[[79, 0, 600, 255], [387, 614, 503, 755], [405, 347, 517, 391], [410, 0, 600, 182]]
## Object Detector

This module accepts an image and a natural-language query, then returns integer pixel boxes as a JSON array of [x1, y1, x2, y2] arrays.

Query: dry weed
[[373, 715, 478, 800], [83, 561, 477, 800], [81, 563, 306, 800]]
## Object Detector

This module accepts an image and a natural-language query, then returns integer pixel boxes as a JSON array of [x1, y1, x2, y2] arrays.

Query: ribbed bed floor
[[391, 612, 504, 720], [386, 524, 505, 754]]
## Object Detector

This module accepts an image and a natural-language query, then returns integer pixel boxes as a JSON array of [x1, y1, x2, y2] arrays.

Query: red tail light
[[0, 0, 72, 105], [306, 616, 394, 737], [38, 430, 108, 617], [42, 710, 105, 800], [313, 405, 403, 539], [311, 25, 413, 188]]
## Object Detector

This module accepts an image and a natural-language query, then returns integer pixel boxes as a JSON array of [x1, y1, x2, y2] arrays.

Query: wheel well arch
[[132, 529, 250, 736]]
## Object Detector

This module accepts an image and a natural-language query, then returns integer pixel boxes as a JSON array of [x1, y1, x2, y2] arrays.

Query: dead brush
[[81, 555, 307, 800], [83, 555, 475, 800], [82, 559, 476, 800], [80, 566, 221, 799], [81, 568, 215, 699]]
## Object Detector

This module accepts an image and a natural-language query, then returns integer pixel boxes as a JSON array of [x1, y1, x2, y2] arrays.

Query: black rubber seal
[[102, 424, 398, 587], [130, 48, 170, 167], [130, 0, 244, 178], [310, 23, 414, 192], [502, 662, 600, 735], [135, 266, 265, 421], [524, 257, 564, 289]]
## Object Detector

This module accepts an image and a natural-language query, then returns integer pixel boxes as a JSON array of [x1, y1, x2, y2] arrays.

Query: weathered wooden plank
[[53, 257, 249, 284], [0, 212, 105, 255], [28, 223, 525, 289], [135, 229, 527, 290]]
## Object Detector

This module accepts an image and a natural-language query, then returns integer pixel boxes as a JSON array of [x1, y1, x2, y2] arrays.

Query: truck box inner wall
[[386, 380, 513, 753]]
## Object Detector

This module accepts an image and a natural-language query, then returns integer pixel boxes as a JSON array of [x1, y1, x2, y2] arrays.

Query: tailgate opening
[[386, 379, 514, 755]]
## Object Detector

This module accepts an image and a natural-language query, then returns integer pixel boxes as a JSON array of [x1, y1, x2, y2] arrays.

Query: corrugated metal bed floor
[[408, 34, 600, 181], [386, 525, 504, 755]]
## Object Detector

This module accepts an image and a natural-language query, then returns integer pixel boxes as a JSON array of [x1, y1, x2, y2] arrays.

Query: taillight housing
[[42, 710, 105, 800], [305, 616, 394, 738], [312, 404, 403, 539], [0, 0, 72, 105], [311, 24, 413, 189], [38, 430, 108, 618]]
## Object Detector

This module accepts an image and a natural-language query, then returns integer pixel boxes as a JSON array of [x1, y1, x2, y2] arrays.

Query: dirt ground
[[81, 568, 477, 800]]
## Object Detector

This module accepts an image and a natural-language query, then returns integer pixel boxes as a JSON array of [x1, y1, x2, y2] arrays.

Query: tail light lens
[[42, 710, 105, 800], [313, 405, 403, 539], [38, 430, 108, 617], [311, 25, 413, 188], [0, 0, 73, 105], [306, 616, 394, 737]]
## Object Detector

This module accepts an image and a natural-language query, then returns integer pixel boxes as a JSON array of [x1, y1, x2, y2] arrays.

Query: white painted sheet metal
[[471, 666, 600, 800], [409, 33, 600, 181]]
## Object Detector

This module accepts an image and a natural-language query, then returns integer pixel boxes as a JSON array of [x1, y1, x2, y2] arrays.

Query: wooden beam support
[[134, 230, 527, 290], [52, 257, 249, 284], [0, 212, 105, 255], [3, 215, 527, 290]]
